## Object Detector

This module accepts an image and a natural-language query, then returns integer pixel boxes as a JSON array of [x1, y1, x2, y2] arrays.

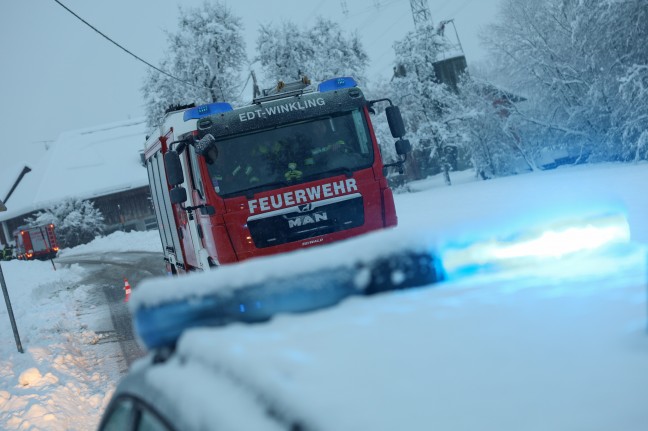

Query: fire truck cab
[[144, 76, 411, 273]]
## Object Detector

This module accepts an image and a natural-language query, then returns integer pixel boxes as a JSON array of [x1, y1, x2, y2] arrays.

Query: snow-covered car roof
[[100, 200, 647, 431], [103, 237, 646, 430]]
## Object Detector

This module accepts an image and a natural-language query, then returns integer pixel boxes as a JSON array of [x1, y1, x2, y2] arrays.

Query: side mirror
[[395, 139, 411, 156], [164, 151, 184, 186], [195, 134, 218, 164], [385, 106, 406, 138], [169, 187, 187, 205]]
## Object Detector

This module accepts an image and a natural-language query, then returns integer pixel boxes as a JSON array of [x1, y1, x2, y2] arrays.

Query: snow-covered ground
[[0, 231, 162, 430], [1, 162, 647, 430]]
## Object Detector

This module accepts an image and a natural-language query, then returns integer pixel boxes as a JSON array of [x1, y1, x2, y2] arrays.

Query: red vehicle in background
[[14, 224, 59, 261]]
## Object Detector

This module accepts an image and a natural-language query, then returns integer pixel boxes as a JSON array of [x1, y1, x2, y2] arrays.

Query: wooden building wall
[[0, 186, 157, 245], [93, 186, 157, 233]]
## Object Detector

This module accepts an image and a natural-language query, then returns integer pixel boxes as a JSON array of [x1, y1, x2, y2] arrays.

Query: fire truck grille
[[247, 195, 365, 248]]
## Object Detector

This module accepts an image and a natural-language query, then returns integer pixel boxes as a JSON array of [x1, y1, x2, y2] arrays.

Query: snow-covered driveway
[[56, 250, 165, 370], [0, 231, 163, 430]]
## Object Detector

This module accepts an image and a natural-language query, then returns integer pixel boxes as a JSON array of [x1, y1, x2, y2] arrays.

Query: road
[[56, 251, 166, 374]]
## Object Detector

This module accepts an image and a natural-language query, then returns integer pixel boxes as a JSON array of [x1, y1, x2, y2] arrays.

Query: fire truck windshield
[[206, 109, 374, 197]]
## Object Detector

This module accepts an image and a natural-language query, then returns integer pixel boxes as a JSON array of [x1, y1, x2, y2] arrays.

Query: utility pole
[[409, 0, 432, 29], [0, 199, 24, 353]]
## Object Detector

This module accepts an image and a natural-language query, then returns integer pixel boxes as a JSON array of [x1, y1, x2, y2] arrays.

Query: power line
[[343, 0, 403, 21], [238, 72, 253, 99], [364, 8, 411, 53], [51, 0, 211, 91], [356, 3, 413, 76]]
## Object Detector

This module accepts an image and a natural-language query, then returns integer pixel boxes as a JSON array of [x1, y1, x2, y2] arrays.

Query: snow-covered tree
[[307, 17, 369, 83], [256, 21, 312, 83], [453, 78, 538, 179], [482, 0, 648, 163], [25, 199, 105, 248], [255, 17, 368, 87], [142, 1, 246, 128], [388, 24, 465, 184], [618, 64, 648, 162]]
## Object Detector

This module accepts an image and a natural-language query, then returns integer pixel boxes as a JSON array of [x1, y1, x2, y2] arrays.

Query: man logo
[[297, 204, 313, 213], [288, 211, 328, 229]]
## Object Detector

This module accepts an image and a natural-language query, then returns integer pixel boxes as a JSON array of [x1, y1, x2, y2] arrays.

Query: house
[[0, 118, 156, 246]]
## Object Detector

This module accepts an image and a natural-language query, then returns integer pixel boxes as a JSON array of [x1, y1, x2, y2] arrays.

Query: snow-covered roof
[[0, 118, 148, 222]]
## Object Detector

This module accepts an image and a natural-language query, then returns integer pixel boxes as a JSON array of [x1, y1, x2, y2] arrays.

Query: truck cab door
[[169, 139, 211, 271]]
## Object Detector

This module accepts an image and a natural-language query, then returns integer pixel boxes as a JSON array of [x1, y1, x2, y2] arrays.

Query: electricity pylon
[[409, 0, 432, 29]]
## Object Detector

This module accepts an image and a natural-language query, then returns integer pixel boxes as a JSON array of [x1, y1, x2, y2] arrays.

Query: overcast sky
[[0, 0, 500, 172]]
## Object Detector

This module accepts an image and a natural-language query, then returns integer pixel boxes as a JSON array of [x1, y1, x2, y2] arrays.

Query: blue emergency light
[[439, 212, 632, 280], [317, 76, 358, 93], [183, 102, 233, 121], [134, 268, 358, 349]]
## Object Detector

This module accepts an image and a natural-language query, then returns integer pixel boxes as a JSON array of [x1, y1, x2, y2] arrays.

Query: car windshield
[[206, 109, 374, 197]]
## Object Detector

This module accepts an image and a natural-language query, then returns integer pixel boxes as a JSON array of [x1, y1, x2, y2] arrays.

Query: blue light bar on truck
[[317, 76, 358, 93], [183, 102, 233, 121]]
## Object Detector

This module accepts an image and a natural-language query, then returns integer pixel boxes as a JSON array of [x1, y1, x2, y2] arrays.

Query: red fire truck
[[144, 76, 411, 274], [14, 224, 59, 261]]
